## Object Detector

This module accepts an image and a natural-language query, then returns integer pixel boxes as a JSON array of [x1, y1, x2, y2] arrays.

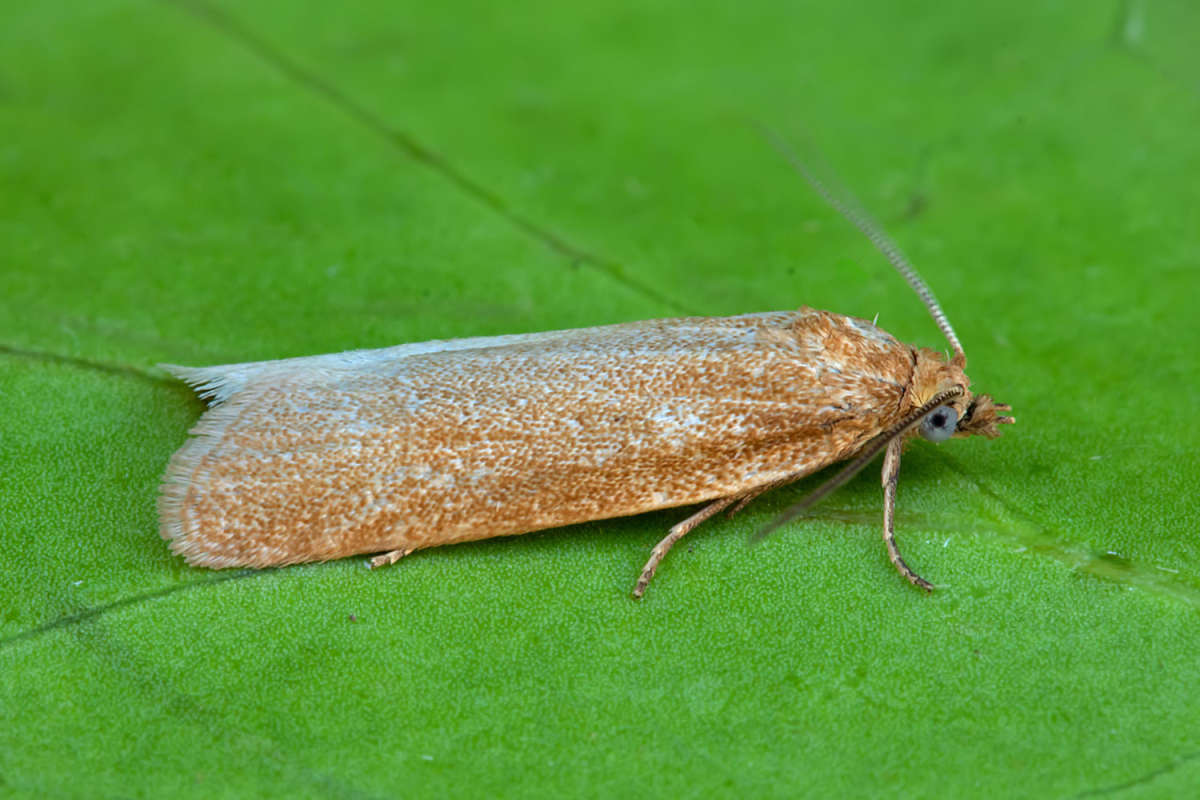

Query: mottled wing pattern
[[159, 309, 916, 567]]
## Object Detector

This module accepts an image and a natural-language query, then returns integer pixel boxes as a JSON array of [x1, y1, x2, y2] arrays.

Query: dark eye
[[919, 405, 958, 443]]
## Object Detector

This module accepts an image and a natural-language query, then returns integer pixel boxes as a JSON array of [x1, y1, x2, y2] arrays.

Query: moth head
[[955, 393, 1013, 439], [910, 348, 1013, 442]]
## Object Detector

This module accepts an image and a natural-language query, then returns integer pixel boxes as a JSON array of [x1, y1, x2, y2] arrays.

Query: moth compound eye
[[919, 405, 958, 443]]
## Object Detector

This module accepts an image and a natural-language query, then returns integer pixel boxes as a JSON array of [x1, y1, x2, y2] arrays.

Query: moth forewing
[[161, 310, 919, 569]]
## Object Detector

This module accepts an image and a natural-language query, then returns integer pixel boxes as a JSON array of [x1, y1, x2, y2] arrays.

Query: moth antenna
[[756, 123, 966, 362], [750, 386, 965, 544]]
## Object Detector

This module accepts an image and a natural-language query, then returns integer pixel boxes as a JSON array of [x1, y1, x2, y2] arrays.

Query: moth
[[159, 139, 1013, 596]]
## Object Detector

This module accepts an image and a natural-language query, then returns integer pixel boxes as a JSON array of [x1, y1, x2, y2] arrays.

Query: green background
[[3, 0, 1199, 796]]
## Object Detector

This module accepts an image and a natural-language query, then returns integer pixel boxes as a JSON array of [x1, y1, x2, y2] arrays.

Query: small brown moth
[[159, 138, 1012, 595]]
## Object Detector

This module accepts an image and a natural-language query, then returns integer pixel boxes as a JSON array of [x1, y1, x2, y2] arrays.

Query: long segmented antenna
[[757, 123, 965, 362]]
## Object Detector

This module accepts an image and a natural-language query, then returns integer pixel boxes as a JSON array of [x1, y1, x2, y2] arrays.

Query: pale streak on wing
[[164, 326, 611, 405], [159, 309, 915, 567]]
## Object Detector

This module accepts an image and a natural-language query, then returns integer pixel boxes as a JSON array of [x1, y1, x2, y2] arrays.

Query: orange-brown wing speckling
[[159, 308, 917, 567]]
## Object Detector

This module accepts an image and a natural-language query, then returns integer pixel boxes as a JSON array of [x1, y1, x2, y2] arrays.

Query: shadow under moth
[[159, 134, 1013, 596]]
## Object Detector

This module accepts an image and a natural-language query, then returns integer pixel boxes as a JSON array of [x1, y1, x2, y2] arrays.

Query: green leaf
[[3, 0, 1199, 796]]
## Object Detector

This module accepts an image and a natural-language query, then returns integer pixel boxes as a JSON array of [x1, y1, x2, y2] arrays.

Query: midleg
[[632, 496, 737, 598]]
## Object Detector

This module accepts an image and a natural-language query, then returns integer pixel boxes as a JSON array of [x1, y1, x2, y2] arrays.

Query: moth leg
[[368, 548, 414, 570], [725, 477, 792, 517], [632, 496, 737, 599], [882, 439, 934, 592]]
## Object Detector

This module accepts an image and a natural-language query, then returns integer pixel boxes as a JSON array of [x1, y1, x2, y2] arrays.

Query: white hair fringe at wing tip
[[160, 360, 298, 405], [161, 350, 372, 404], [161, 364, 237, 404]]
